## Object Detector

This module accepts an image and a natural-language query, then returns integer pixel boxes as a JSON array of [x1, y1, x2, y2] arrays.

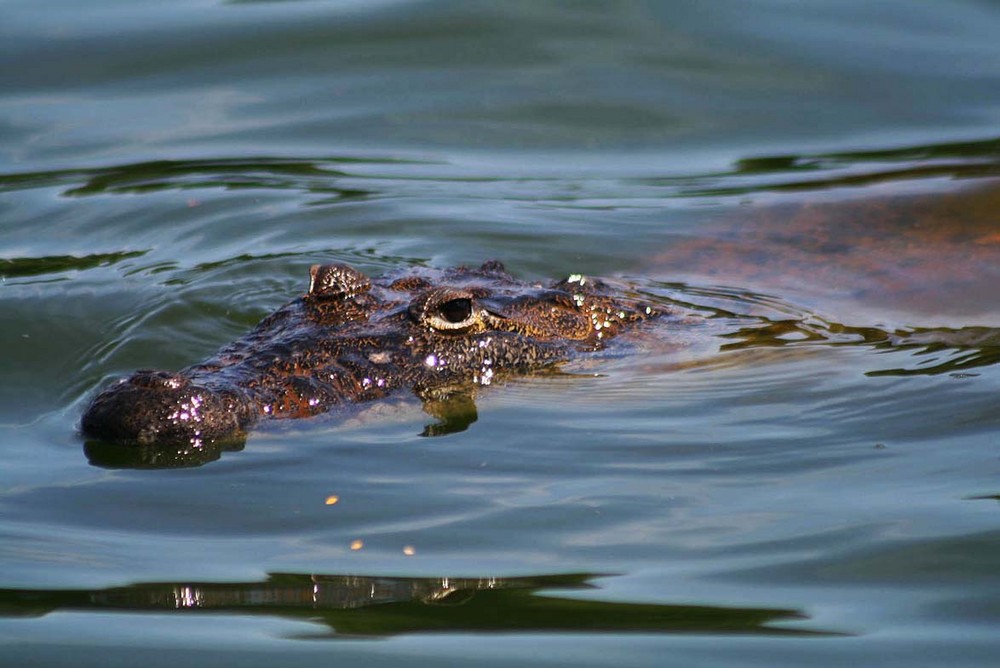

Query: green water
[[3, 1, 1000, 666]]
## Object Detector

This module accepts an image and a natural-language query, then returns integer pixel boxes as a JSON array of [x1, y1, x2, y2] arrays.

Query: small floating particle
[[324, 495, 339, 505], [350, 539, 364, 551], [403, 545, 416, 556]]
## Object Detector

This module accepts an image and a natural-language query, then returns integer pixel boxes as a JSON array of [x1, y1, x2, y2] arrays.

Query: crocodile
[[81, 260, 663, 452], [81, 180, 1000, 466]]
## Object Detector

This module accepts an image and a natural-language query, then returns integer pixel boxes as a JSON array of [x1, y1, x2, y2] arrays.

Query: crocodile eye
[[438, 298, 473, 324], [410, 289, 483, 333], [428, 297, 478, 332]]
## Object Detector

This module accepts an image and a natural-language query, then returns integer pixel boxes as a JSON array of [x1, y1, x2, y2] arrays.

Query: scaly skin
[[81, 261, 660, 448]]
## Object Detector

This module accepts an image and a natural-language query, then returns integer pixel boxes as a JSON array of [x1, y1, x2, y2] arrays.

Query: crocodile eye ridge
[[308, 264, 372, 298]]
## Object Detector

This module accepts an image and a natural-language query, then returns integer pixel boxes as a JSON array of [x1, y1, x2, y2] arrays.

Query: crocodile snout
[[81, 370, 251, 446]]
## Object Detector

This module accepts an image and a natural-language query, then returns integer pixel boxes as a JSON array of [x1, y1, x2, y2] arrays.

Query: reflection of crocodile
[[0, 572, 829, 638], [82, 261, 665, 455]]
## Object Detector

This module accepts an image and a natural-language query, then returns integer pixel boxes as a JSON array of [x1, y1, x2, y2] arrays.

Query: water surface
[[2, 1, 1000, 666]]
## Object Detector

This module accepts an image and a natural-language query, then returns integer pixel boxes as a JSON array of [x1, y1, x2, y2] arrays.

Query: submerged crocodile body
[[82, 261, 661, 450]]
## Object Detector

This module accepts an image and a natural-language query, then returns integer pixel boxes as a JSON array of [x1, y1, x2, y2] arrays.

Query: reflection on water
[[0, 572, 830, 639], [83, 436, 243, 469]]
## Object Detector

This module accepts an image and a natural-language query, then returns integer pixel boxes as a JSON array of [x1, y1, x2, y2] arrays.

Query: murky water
[[2, 1, 1000, 666]]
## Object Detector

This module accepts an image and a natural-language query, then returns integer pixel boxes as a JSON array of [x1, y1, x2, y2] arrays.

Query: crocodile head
[[81, 260, 658, 464]]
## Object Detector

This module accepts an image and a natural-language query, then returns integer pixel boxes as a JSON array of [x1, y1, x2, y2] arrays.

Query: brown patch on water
[[648, 179, 1000, 327]]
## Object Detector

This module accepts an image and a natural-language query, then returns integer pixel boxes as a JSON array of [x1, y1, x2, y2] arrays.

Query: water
[[2, 1, 1000, 666]]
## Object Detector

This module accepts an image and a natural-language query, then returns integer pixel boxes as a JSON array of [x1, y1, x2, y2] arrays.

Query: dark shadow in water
[[0, 156, 420, 200], [0, 572, 835, 639], [418, 388, 480, 437], [0, 251, 147, 280], [735, 136, 1000, 173], [83, 437, 245, 469], [661, 136, 1000, 196], [62, 159, 373, 201]]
